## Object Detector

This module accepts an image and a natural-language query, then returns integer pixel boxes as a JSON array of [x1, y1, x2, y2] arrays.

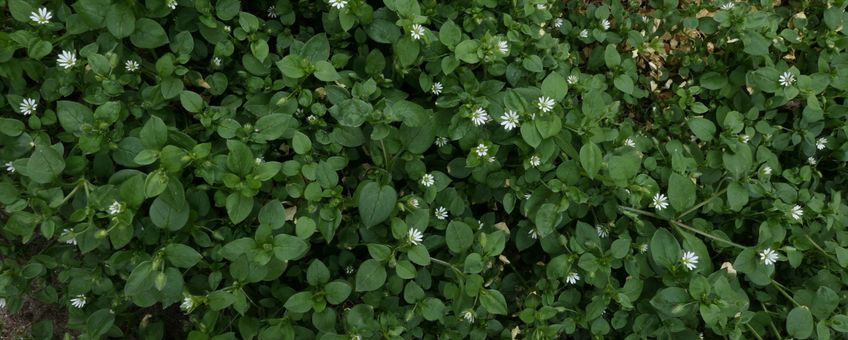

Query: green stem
[[54, 181, 83, 208], [379, 140, 390, 170], [619, 206, 747, 249], [804, 234, 839, 263], [745, 323, 764, 340], [431, 258, 465, 279], [678, 187, 727, 219], [760, 302, 783, 340], [771, 281, 801, 307]]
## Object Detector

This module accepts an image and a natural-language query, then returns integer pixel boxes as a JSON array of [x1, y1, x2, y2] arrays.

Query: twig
[[619, 206, 747, 249]]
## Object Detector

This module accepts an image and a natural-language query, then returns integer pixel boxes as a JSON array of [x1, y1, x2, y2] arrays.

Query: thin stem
[[54, 181, 83, 208], [379, 140, 390, 170], [760, 302, 783, 340], [678, 187, 727, 219], [771, 281, 801, 307], [804, 234, 839, 263], [619, 206, 747, 249], [431, 258, 465, 279], [745, 323, 764, 340]]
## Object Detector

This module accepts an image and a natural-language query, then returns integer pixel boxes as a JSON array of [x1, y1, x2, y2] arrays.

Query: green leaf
[[439, 20, 461, 48], [419, 298, 445, 321], [276, 55, 306, 79], [25, 146, 65, 184], [140, 116, 168, 149], [667, 172, 695, 211], [292, 131, 312, 154], [604, 44, 621, 67], [130, 18, 169, 48], [330, 99, 371, 127], [541, 72, 568, 102], [650, 228, 680, 269], [164, 244, 202, 268], [446, 221, 473, 253], [355, 259, 387, 292], [479, 289, 508, 315], [179, 91, 203, 113], [149, 180, 189, 231], [700, 72, 727, 90], [273, 234, 309, 261], [535, 203, 558, 237], [226, 193, 253, 224], [358, 181, 397, 227], [226, 140, 254, 176], [307, 260, 330, 286], [455, 40, 480, 64], [313, 61, 341, 81], [106, 3, 135, 38], [787, 306, 814, 339], [687, 118, 716, 141], [324, 281, 352, 304], [579, 143, 602, 179], [86, 309, 115, 338], [284, 292, 313, 313], [726, 181, 748, 211], [723, 146, 752, 179], [27, 40, 53, 60], [613, 74, 634, 94], [302, 33, 331, 62], [395, 37, 420, 66], [57, 101, 93, 136]]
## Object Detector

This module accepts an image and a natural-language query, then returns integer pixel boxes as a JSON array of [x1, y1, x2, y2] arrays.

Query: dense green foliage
[[2, 0, 848, 339]]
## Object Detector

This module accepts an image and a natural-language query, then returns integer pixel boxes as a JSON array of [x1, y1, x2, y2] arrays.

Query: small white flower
[[307, 115, 318, 123], [497, 40, 509, 55], [681, 251, 699, 271], [19, 98, 37, 116], [108, 201, 122, 216], [762, 165, 773, 175], [579, 29, 589, 38], [523, 193, 532, 200], [0, 298, 5, 309], [180, 296, 195, 312], [624, 138, 636, 147], [61, 229, 77, 245], [255, 157, 265, 165], [554, 18, 563, 28], [4, 162, 14, 173], [642, 16, 650, 23], [345, 265, 355, 274], [790, 205, 803, 221], [487, 156, 495, 163], [461, 309, 475, 323], [565, 272, 580, 284], [529, 155, 541, 167], [408, 198, 419, 208], [420, 173, 435, 187], [596, 226, 608, 238], [537, 96, 555, 113], [212, 57, 222, 67], [816, 137, 827, 150], [223, 25, 231, 33], [30, 7, 52, 25], [166, 0, 177, 10], [470, 108, 490, 126], [478, 220, 484, 230], [329, 0, 348, 9], [601, 19, 611, 30], [434, 206, 448, 220], [407, 228, 424, 245], [431, 82, 443, 95], [57, 50, 77, 69], [778, 71, 795, 87], [740, 134, 750, 143], [351, 335, 361, 340], [699, 332, 705, 340], [535, 3, 547, 10], [70, 294, 87, 308], [638, 243, 649, 253], [267, 6, 277, 18], [410, 24, 425, 40], [652, 193, 669, 211], [567, 75, 578, 84], [528, 228, 538, 239], [720, 2, 735, 10], [124, 60, 140, 72], [474, 144, 489, 157], [435, 137, 449, 147], [759, 248, 779, 266], [808, 157, 817, 166], [500, 110, 520, 131]]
